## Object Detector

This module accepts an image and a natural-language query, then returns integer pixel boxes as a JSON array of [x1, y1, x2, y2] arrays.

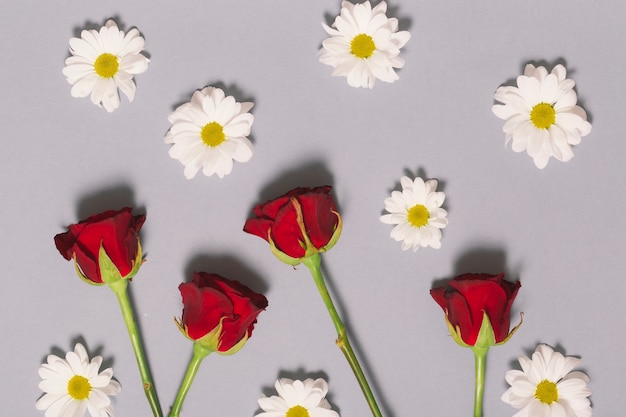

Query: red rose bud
[[176, 272, 268, 355], [54, 207, 145, 285], [243, 186, 342, 265], [430, 273, 522, 348]]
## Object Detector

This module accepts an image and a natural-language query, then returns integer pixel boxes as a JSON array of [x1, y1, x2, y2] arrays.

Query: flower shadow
[[170, 82, 255, 112], [75, 183, 138, 219], [248, 160, 335, 216], [322, 1, 412, 31], [43, 336, 112, 369], [74, 184, 148, 247], [71, 17, 119, 38], [182, 253, 269, 295], [431, 246, 521, 288], [70, 17, 151, 60], [453, 247, 510, 277]]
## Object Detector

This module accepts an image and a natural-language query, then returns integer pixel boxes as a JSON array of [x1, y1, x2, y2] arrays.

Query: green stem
[[302, 254, 382, 417], [471, 347, 488, 417], [169, 342, 211, 417], [109, 280, 163, 417]]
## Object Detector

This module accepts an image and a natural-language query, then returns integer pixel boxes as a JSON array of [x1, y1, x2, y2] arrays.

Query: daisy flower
[[502, 344, 592, 417], [256, 378, 339, 417], [318, 1, 410, 88], [164, 86, 254, 179], [36, 343, 121, 417], [380, 176, 448, 252], [62, 20, 149, 112], [492, 64, 592, 169]]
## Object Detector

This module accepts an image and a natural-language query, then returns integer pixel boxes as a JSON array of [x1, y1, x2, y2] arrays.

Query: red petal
[[179, 278, 233, 341], [243, 218, 273, 242], [271, 202, 306, 258], [180, 273, 268, 349], [298, 187, 337, 249]]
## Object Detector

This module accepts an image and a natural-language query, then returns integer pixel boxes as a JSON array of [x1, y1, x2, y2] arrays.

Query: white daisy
[[256, 378, 340, 417], [492, 64, 592, 169], [318, 1, 410, 88], [62, 20, 149, 112], [164, 86, 254, 179], [380, 176, 448, 252], [502, 344, 592, 417], [36, 343, 121, 417]]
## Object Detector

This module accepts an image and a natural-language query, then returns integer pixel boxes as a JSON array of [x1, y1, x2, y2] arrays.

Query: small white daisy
[[62, 20, 149, 112], [502, 344, 592, 417], [256, 378, 340, 417], [318, 1, 410, 88], [492, 63, 592, 169], [380, 176, 448, 252], [164, 86, 254, 179], [36, 343, 121, 417]]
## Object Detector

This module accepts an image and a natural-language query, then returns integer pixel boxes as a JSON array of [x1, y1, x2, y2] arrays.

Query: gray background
[[2, 0, 625, 416]]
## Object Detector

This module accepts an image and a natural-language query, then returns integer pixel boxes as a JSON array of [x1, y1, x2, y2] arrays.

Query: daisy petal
[[492, 64, 591, 168], [62, 19, 149, 111]]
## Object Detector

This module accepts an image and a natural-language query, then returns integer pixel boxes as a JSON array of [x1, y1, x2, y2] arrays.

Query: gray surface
[[2, 1, 625, 416]]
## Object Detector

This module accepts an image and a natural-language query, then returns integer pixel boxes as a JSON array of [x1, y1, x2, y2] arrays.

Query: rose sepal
[[127, 237, 144, 279], [267, 234, 302, 266], [319, 210, 342, 253], [101, 239, 144, 283], [98, 245, 123, 285], [444, 310, 523, 349], [121, 237, 144, 280], [72, 254, 104, 286], [218, 332, 249, 356], [495, 312, 524, 346], [75, 241, 143, 285], [175, 317, 224, 353], [473, 311, 497, 349], [443, 312, 472, 348], [274, 199, 343, 266], [266, 207, 341, 266]]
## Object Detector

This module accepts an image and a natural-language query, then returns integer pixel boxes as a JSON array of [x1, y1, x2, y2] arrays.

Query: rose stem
[[472, 347, 488, 417], [303, 253, 382, 417], [168, 342, 211, 417], [109, 279, 163, 417]]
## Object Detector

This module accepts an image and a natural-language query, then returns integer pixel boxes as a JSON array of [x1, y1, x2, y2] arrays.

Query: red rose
[[243, 186, 342, 264], [54, 207, 145, 284], [177, 272, 268, 354], [430, 273, 521, 347]]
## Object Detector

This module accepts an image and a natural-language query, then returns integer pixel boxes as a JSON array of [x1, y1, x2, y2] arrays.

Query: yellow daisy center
[[350, 34, 376, 59], [67, 375, 92, 400], [530, 102, 556, 129], [535, 380, 558, 404], [407, 204, 429, 227], [201, 121, 226, 147], [286, 405, 310, 417], [94, 53, 119, 78]]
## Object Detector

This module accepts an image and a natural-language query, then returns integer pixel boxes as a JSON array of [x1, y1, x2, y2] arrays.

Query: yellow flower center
[[67, 375, 91, 400], [201, 121, 226, 147], [535, 380, 558, 404], [350, 34, 376, 58], [407, 204, 429, 227], [94, 53, 119, 78], [530, 102, 556, 129], [286, 405, 310, 417]]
